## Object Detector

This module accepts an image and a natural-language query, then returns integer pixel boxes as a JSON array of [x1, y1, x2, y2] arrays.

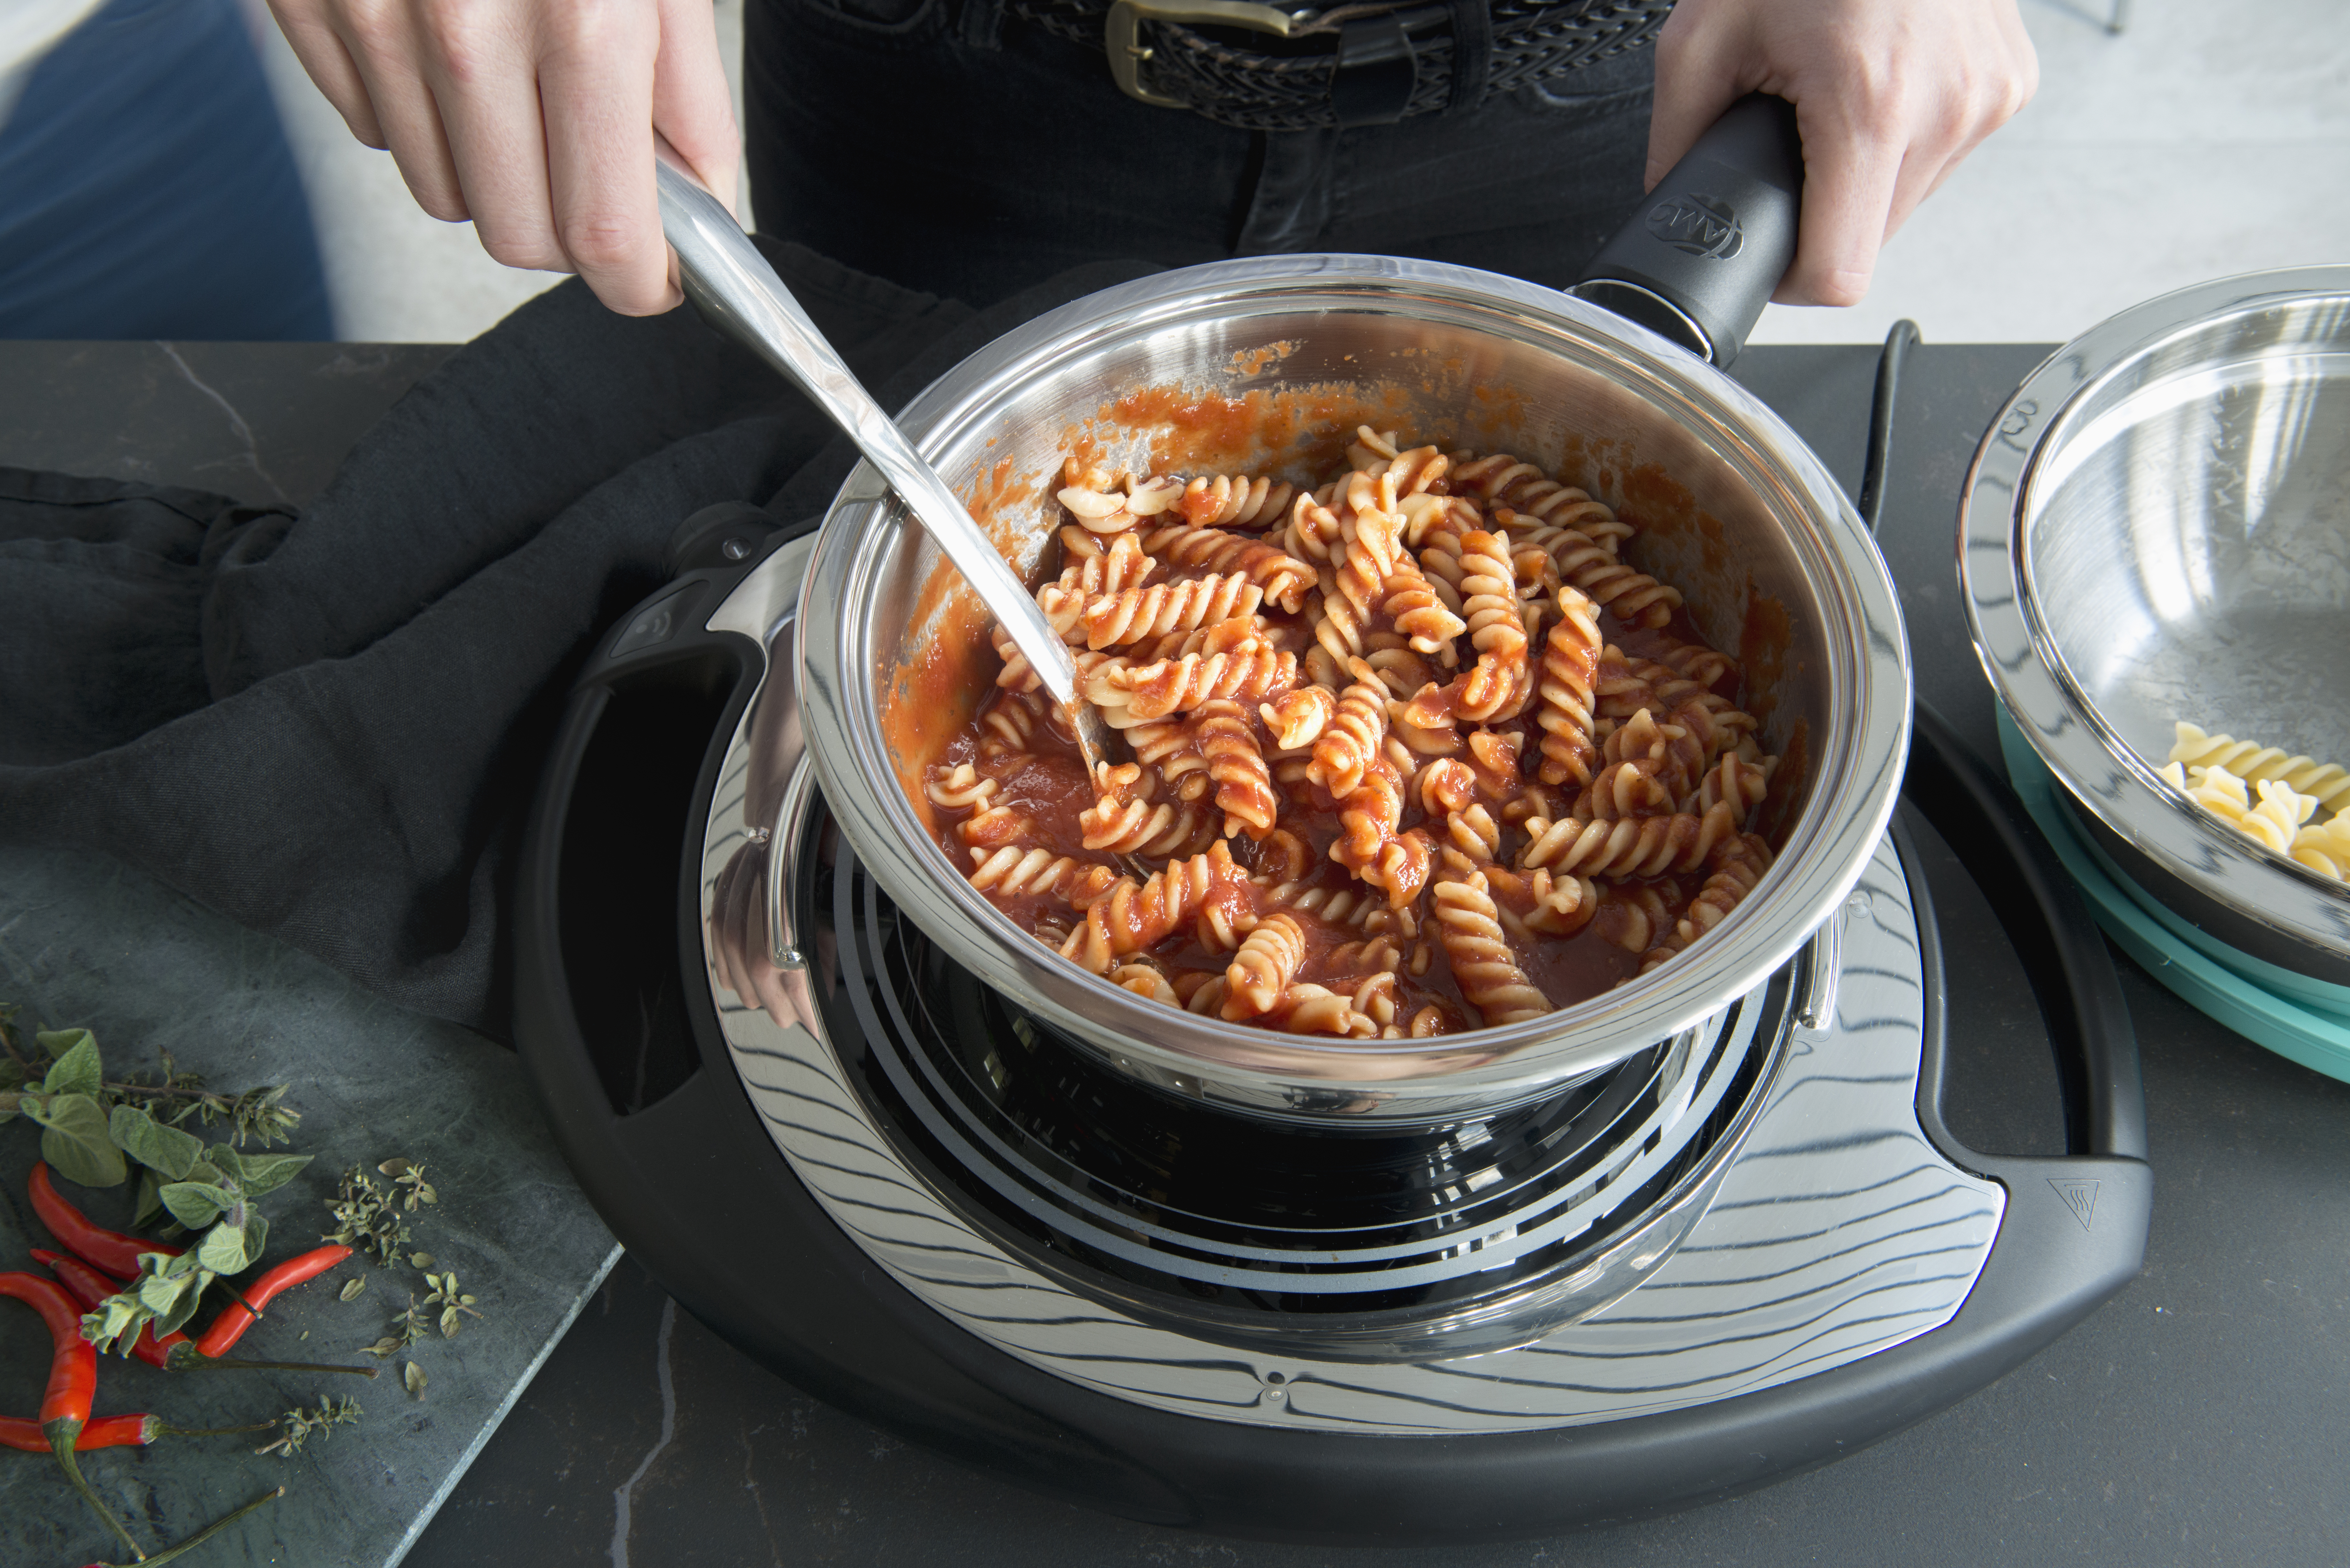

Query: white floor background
[[246, 0, 2350, 347]]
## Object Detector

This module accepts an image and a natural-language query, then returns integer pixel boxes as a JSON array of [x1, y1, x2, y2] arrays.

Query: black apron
[[745, 0, 1656, 306]]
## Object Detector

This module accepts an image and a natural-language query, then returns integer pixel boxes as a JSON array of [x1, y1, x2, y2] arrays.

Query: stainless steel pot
[[1961, 267, 2350, 982], [792, 253, 1911, 1122]]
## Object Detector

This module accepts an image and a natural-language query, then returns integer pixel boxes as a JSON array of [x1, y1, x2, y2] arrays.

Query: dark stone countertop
[[3, 336, 2345, 1568]]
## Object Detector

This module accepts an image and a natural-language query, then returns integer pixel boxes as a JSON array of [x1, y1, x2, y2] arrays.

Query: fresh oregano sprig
[[0, 1011, 298, 1188], [81, 1134, 316, 1352], [0, 1011, 315, 1354], [109, 1048, 300, 1150], [0, 1019, 129, 1187]]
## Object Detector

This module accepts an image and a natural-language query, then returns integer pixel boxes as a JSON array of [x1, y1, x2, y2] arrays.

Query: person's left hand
[[1646, 0, 2040, 307]]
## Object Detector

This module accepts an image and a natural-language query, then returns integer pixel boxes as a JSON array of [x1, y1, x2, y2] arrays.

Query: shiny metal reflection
[[696, 766, 1998, 1418], [1964, 268, 2350, 976]]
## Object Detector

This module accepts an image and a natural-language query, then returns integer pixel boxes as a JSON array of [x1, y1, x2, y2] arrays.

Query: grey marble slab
[[0, 341, 452, 507], [0, 843, 620, 1566]]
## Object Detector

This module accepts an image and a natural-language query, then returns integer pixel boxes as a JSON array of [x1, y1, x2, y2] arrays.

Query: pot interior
[[2021, 292, 2350, 796], [870, 298, 1835, 845]]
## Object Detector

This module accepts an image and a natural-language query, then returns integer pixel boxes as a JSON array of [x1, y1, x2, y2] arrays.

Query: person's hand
[[265, 0, 740, 315], [1648, 0, 2038, 307]]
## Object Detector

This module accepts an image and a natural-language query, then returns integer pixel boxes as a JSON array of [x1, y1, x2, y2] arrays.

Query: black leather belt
[[1003, 0, 1672, 131]]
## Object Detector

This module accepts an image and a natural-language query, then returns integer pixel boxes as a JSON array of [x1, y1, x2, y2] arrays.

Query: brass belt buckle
[[1105, 0, 1300, 109]]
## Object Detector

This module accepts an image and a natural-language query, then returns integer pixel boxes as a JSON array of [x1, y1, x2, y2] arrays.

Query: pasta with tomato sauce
[[918, 428, 1784, 1038]]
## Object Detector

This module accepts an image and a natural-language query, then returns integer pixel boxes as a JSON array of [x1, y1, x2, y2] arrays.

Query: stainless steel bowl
[[796, 255, 1911, 1121], [1962, 268, 2350, 983]]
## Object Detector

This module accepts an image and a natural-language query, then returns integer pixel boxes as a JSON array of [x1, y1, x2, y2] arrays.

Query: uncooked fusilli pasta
[[2159, 719, 2350, 886]]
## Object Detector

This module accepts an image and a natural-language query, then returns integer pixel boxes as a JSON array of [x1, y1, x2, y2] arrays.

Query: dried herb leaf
[[339, 1276, 368, 1302], [390, 1162, 437, 1210], [327, 1165, 414, 1266], [419, 1269, 484, 1338], [378, 1292, 432, 1353], [255, 1395, 363, 1458], [403, 1361, 427, 1399]]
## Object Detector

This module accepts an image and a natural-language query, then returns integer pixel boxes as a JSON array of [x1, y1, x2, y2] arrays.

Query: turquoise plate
[[1997, 705, 2350, 1081]]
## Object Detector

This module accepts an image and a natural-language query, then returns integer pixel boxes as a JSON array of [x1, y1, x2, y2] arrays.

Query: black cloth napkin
[[0, 240, 1154, 1041]]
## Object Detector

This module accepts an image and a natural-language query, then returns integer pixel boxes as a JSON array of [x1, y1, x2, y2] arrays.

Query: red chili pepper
[[0, 1412, 158, 1452], [72, 1485, 286, 1568], [28, 1163, 182, 1280], [0, 1271, 144, 1561], [37, 1244, 372, 1379], [0, 1411, 271, 1453], [33, 1250, 185, 1371], [194, 1244, 354, 1359]]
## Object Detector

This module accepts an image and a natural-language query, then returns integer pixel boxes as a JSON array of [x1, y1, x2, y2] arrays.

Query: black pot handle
[[513, 519, 805, 1125], [1904, 698, 2148, 1164], [1891, 699, 2150, 1353], [1899, 700, 2152, 1373], [1572, 92, 1801, 368]]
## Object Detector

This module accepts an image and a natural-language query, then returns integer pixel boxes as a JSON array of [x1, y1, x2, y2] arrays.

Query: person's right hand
[[1649, 0, 2038, 308], [265, 0, 740, 315]]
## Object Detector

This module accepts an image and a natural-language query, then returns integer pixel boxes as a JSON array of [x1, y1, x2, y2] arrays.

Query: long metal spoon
[[650, 145, 1136, 812]]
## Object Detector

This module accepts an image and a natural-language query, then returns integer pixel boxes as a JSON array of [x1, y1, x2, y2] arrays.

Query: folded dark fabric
[[0, 240, 1156, 1040]]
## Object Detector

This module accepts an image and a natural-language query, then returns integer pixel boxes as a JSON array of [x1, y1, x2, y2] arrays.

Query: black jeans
[[746, 0, 1655, 306]]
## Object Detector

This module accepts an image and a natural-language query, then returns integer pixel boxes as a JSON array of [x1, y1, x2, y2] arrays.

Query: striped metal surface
[[695, 593, 2003, 1432]]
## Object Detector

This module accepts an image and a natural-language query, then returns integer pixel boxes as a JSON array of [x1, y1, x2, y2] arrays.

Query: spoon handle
[[652, 148, 1078, 708]]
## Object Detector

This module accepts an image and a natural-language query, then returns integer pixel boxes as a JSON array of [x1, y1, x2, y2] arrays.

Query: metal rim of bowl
[[1960, 264, 2350, 969], [796, 254, 1912, 1121]]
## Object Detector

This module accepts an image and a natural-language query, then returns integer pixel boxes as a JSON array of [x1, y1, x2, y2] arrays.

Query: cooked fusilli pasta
[[1194, 699, 1279, 840], [1139, 524, 1314, 612], [1178, 472, 1297, 528], [1081, 572, 1263, 650], [1224, 912, 1308, 1017], [913, 430, 1788, 1035], [1308, 678, 1389, 797], [1432, 854, 1552, 1026], [1083, 642, 1300, 725]]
